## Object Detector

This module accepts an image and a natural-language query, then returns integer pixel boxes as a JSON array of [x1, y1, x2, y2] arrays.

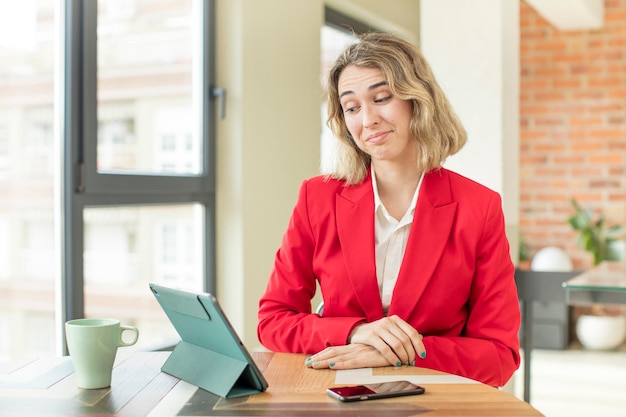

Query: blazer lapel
[[336, 174, 384, 320], [389, 169, 458, 317]]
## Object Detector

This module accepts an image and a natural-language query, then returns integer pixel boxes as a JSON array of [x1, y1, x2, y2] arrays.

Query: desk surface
[[0, 351, 543, 417], [563, 261, 626, 305]]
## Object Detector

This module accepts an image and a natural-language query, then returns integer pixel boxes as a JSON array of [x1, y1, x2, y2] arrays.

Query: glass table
[[563, 261, 626, 305]]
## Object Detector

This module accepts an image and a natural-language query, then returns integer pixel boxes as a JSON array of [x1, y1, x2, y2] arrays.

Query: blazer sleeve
[[257, 179, 364, 353], [418, 192, 520, 387]]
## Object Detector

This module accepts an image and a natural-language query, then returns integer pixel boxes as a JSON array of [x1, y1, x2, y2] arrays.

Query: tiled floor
[[511, 346, 626, 417]]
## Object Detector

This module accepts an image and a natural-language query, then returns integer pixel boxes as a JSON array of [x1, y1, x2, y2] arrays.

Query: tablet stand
[[161, 341, 262, 398]]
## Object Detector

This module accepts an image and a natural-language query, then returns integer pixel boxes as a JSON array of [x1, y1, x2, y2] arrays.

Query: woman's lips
[[366, 131, 389, 144]]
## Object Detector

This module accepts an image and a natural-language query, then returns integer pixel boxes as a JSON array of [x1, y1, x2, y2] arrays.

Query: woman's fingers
[[305, 344, 391, 369], [348, 315, 426, 366], [392, 316, 427, 361], [348, 319, 401, 365]]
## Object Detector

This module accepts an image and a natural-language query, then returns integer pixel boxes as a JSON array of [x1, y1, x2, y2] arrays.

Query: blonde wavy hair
[[326, 32, 467, 185]]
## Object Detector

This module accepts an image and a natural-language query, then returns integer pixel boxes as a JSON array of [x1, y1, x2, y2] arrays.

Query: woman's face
[[337, 65, 416, 166]]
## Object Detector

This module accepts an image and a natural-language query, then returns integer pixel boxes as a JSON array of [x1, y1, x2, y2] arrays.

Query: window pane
[[0, 0, 56, 360], [97, 0, 201, 175], [320, 25, 357, 173], [83, 204, 204, 350]]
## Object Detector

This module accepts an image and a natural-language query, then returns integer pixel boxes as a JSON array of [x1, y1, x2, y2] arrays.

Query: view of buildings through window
[[0, 0, 57, 360], [0, 0, 204, 361], [96, 0, 201, 175], [320, 24, 357, 173]]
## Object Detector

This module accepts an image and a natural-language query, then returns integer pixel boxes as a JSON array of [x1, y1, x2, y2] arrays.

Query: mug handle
[[118, 325, 139, 347]]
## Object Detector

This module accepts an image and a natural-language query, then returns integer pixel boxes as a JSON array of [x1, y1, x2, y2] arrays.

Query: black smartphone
[[326, 380, 425, 402]]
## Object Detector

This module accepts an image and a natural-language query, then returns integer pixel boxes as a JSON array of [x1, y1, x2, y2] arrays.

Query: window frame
[[60, 0, 216, 350], [324, 7, 381, 35]]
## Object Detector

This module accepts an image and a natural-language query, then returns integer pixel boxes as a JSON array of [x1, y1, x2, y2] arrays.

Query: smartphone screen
[[326, 380, 425, 402]]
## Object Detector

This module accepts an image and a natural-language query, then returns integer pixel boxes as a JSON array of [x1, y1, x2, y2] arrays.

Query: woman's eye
[[343, 105, 359, 113], [374, 95, 391, 103]]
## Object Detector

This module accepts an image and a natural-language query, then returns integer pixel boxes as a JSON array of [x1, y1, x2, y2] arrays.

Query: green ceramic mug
[[65, 318, 139, 389]]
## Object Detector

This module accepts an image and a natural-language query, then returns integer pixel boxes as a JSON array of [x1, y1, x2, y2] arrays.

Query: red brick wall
[[520, 0, 626, 269]]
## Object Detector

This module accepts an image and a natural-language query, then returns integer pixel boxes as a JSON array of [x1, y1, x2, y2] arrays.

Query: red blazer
[[257, 168, 520, 386]]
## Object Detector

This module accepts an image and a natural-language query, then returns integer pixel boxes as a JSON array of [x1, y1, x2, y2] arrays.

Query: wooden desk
[[0, 351, 543, 417], [563, 261, 626, 305]]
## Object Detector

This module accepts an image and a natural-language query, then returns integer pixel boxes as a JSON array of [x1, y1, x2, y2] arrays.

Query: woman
[[257, 32, 520, 387]]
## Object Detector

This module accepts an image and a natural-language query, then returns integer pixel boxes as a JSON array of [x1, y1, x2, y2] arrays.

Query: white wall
[[215, 0, 322, 349], [215, 0, 421, 348], [420, 0, 520, 258]]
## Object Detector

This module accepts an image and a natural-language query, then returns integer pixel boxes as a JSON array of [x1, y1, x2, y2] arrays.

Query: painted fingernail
[[420, 351, 427, 359], [305, 357, 312, 365], [396, 361, 402, 367], [410, 360, 416, 366], [329, 362, 335, 367], [312, 361, 320, 367]]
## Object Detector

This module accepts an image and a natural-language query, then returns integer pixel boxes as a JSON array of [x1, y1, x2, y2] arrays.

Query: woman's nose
[[361, 104, 380, 127]]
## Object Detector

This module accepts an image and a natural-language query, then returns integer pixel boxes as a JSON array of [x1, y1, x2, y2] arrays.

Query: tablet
[[149, 283, 268, 398]]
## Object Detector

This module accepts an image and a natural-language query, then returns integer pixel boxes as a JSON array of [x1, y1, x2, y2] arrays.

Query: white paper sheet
[[334, 367, 479, 385]]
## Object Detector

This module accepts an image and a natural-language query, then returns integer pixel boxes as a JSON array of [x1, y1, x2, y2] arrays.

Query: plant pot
[[576, 314, 626, 351], [606, 240, 626, 261]]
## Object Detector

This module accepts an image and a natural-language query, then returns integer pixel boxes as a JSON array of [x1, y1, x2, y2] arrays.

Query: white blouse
[[372, 166, 424, 314]]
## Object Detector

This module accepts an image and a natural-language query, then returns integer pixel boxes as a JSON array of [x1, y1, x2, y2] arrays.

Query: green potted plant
[[567, 198, 626, 265], [567, 197, 626, 350]]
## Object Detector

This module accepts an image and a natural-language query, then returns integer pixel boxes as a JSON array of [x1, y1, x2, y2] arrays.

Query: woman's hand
[[305, 315, 426, 370], [305, 343, 391, 369], [349, 315, 426, 367]]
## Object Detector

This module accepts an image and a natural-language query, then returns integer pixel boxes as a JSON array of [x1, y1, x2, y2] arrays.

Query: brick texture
[[520, 0, 626, 269]]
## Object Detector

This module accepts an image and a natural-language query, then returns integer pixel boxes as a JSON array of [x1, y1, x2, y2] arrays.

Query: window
[[66, 0, 216, 353], [96, 0, 199, 175], [0, 0, 57, 361], [0, 121, 8, 180], [0, 0, 216, 360]]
